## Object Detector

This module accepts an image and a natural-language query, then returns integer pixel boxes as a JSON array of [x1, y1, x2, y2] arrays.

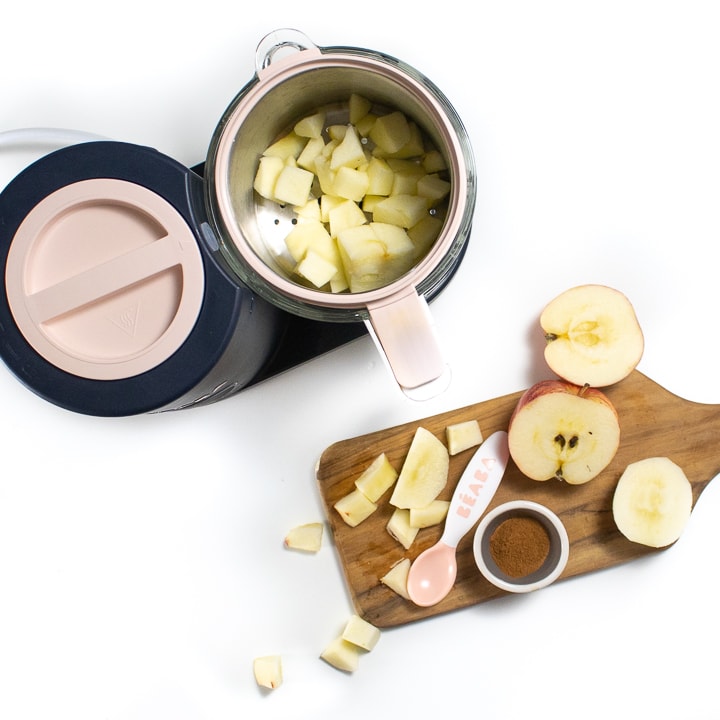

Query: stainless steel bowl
[[205, 29, 476, 396]]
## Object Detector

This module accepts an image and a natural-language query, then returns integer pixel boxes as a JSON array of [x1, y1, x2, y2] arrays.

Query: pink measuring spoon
[[406, 430, 509, 607]]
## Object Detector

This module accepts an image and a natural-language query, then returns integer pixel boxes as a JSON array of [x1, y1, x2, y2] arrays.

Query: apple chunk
[[283, 522, 323, 553], [389, 427, 449, 509], [253, 655, 283, 690], [380, 558, 411, 599], [446, 420, 483, 456], [354, 453, 398, 502], [334, 488, 377, 527], [341, 614, 381, 651], [541, 284, 644, 387], [320, 636, 360, 673], [508, 379, 620, 484]]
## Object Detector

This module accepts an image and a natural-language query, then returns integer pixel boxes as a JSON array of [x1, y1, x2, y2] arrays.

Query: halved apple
[[541, 284, 644, 387], [508, 379, 620, 484]]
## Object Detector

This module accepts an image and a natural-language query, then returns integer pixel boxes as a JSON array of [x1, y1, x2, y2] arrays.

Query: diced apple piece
[[273, 164, 314, 207], [387, 508, 419, 549], [349, 93, 372, 124], [446, 420, 484, 456], [330, 268, 349, 293], [294, 198, 321, 221], [422, 149, 447, 173], [366, 157, 394, 196], [387, 158, 425, 175], [370, 221, 414, 253], [322, 138, 339, 158], [380, 558, 411, 599], [373, 194, 429, 228], [334, 488, 377, 527], [361, 195, 385, 214], [369, 111, 411, 154], [313, 156, 336, 195], [389, 427, 449, 509], [284, 220, 332, 262], [296, 136, 326, 171], [253, 655, 283, 690], [409, 499, 451, 529], [326, 124, 347, 141], [408, 215, 443, 255], [355, 113, 377, 138], [336, 225, 386, 290], [294, 111, 326, 139], [391, 169, 421, 195], [320, 636, 360, 673], [341, 615, 381, 651], [253, 155, 285, 200], [319, 193, 345, 223], [333, 166, 370, 202], [330, 124, 366, 170], [328, 199, 367, 238], [354, 453, 398, 502], [296, 250, 339, 288], [383, 122, 425, 159], [417, 174, 451, 205], [284, 522, 323, 552], [263, 131, 306, 160], [370, 222, 416, 276]]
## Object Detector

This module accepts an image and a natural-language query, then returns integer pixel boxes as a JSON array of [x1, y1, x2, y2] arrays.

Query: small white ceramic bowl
[[473, 500, 570, 593]]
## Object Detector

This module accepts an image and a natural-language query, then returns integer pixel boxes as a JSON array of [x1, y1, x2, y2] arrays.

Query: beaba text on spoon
[[406, 430, 509, 607]]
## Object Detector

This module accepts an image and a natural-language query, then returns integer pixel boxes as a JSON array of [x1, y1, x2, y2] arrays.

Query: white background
[[2, 2, 720, 718]]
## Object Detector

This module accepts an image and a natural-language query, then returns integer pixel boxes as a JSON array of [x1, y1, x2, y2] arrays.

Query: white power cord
[[0, 127, 109, 150]]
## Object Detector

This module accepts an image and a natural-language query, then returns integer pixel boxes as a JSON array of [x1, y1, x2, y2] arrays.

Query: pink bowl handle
[[366, 288, 450, 400]]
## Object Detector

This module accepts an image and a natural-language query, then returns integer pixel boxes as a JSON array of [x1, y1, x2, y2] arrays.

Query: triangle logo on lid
[[110, 302, 140, 337]]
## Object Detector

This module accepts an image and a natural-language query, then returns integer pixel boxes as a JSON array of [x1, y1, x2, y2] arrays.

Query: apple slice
[[409, 499, 450, 529], [612, 456, 692, 547], [333, 488, 377, 527], [389, 427, 449, 508], [380, 558, 411, 599], [283, 522, 323, 553], [508, 379, 620, 484], [386, 508, 419, 549], [541, 284, 644, 387], [294, 110, 326, 139], [354, 453, 398, 502]]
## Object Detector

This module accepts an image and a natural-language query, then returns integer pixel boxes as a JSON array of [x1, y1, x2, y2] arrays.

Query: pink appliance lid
[[5, 178, 205, 380]]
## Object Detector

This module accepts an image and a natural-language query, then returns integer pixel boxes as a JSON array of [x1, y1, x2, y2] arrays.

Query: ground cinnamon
[[489, 515, 551, 578]]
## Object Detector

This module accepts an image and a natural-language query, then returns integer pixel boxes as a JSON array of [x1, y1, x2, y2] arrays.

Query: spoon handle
[[440, 430, 509, 549]]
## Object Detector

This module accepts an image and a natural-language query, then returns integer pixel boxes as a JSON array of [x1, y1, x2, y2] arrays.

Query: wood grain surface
[[316, 371, 720, 628]]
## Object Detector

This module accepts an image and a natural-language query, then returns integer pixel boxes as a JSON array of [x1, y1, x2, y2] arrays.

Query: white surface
[[1, 2, 719, 718]]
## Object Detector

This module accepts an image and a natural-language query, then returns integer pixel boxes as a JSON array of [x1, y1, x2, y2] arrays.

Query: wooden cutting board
[[316, 371, 720, 628]]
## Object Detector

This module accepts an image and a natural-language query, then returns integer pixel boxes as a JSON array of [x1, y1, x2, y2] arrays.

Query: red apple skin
[[509, 379, 618, 424]]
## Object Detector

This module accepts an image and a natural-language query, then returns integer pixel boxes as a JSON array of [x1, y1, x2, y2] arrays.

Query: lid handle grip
[[255, 28, 320, 74]]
